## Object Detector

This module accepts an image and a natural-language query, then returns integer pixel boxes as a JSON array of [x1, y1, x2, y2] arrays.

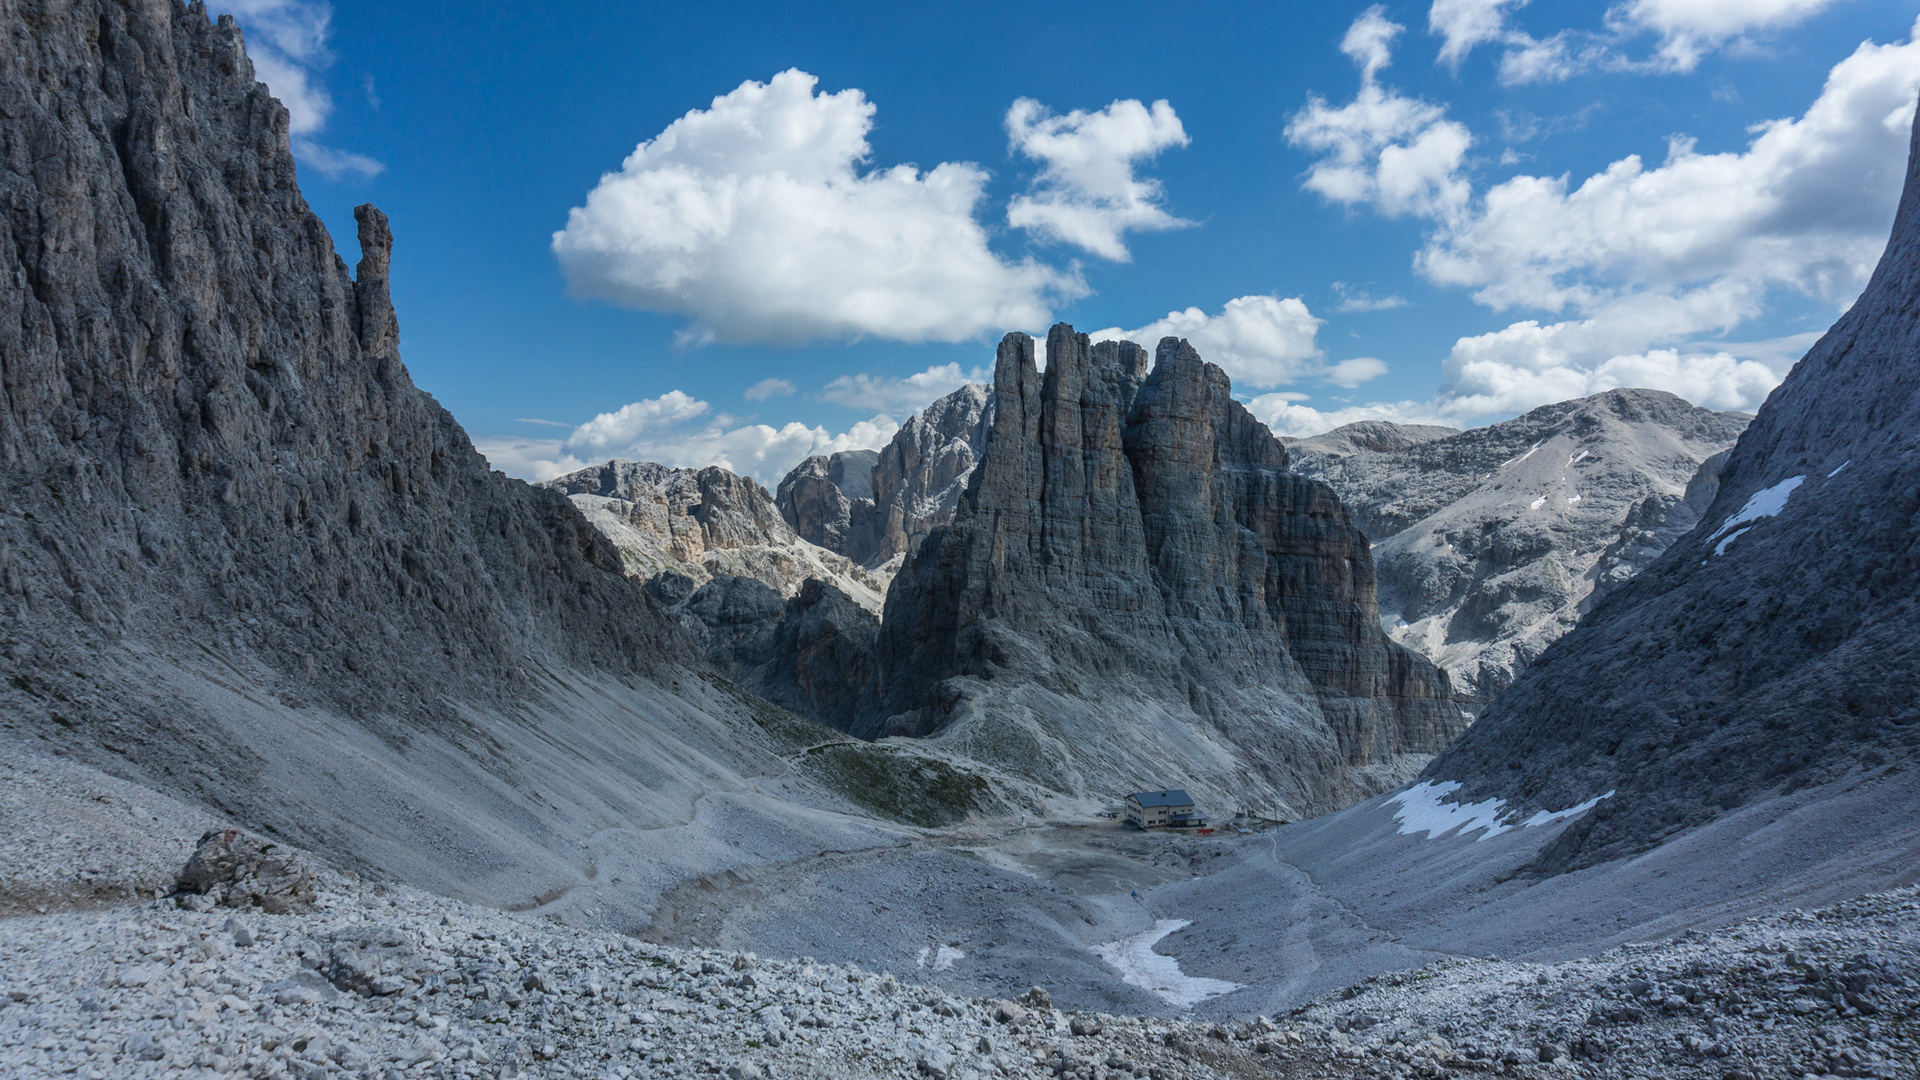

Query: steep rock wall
[[869, 327, 1462, 817], [1424, 106, 1920, 870]]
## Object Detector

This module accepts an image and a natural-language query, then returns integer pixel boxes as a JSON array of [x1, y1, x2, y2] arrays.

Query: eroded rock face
[[776, 450, 879, 560], [1424, 109, 1920, 870], [869, 384, 993, 567], [0, 1, 689, 733], [544, 459, 889, 613], [775, 385, 992, 571], [868, 328, 1463, 818], [1286, 392, 1748, 705]]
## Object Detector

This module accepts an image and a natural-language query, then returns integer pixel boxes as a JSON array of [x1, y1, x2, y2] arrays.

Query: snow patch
[[1520, 790, 1615, 828], [1568, 450, 1590, 466], [1705, 475, 1804, 558], [1828, 460, 1851, 478], [1091, 920, 1241, 1008], [1712, 525, 1753, 557], [1387, 781, 1615, 843], [1388, 781, 1512, 840], [1502, 442, 1542, 469], [1567, 493, 1582, 505], [915, 945, 966, 972], [1529, 496, 1547, 510]]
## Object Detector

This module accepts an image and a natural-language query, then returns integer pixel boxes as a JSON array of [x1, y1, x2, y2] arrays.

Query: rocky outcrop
[[865, 328, 1464, 818], [0, 2, 689, 723], [868, 384, 993, 567], [775, 385, 993, 571], [544, 459, 889, 612], [1287, 392, 1749, 705], [0, 0, 943, 905], [1423, 106, 1920, 870], [776, 450, 879, 559], [679, 576, 880, 734], [174, 828, 314, 914]]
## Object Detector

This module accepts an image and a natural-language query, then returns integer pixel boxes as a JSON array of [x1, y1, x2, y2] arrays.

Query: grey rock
[[1424, 105, 1920, 869], [669, 574, 879, 733], [1287, 391, 1747, 705], [775, 384, 993, 570], [175, 828, 314, 914], [865, 328, 1463, 816], [0, 0, 689, 760], [546, 459, 888, 612], [776, 450, 880, 557], [869, 384, 994, 567]]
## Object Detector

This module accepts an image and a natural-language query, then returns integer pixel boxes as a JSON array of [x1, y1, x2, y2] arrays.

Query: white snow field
[[1091, 920, 1242, 1008]]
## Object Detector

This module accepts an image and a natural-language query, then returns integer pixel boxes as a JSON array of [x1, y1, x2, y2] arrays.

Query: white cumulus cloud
[[477, 390, 899, 486], [1422, 25, 1920, 316], [1089, 295, 1330, 389], [1006, 97, 1193, 262], [551, 70, 1083, 348], [820, 363, 990, 414], [1612, 0, 1848, 72], [216, 0, 383, 178], [1284, 16, 1920, 432], [1430, 0, 1533, 68], [1246, 394, 1459, 439], [1435, 316, 1787, 416], [1287, 9, 1473, 220]]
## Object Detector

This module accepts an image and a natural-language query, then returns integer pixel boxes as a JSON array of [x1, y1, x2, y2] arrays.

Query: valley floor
[[2, 859, 1916, 1080]]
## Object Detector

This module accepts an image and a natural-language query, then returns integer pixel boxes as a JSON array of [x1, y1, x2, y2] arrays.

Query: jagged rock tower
[[870, 326, 1463, 817]]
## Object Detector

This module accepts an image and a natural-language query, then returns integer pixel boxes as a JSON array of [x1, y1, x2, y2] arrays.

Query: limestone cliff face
[[775, 385, 992, 572], [0, 1, 688, 728], [1426, 106, 1920, 871], [868, 327, 1463, 817], [775, 450, 879, 562], [1287, 391, 1749, 706], [543, 459, 888, 612], [869, 384, 993, 568]]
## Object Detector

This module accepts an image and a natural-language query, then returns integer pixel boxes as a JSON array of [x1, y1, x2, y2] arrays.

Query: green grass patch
[[799, 743, 996, 828]]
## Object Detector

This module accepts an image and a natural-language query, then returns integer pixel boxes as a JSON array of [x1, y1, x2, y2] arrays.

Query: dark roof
[[1128, 790, 1194, 808]]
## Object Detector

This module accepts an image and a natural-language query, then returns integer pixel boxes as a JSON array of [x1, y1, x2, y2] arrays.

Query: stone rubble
[[5, 852, 1916, 1080], [0, 869, 1352, 1080], [1295, 886, 1920, 1080]]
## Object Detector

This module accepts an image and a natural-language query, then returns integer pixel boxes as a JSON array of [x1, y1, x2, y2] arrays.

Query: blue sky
[[227, 0, 1920, 483]]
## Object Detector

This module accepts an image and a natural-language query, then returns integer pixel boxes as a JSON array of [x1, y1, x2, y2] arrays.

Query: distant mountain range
[[1286, 392, 1749, 706]]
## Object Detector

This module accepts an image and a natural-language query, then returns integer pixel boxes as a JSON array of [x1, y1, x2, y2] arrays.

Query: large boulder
[[175, 828, 315, 914]]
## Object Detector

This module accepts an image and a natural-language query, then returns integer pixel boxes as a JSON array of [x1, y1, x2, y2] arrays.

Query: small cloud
[[1090, 294, 1325, 389], [1006, 96, 1193, 261], [1332, 281, 1409, 313], [514, 417, 574, 428], [293, 139, 385, 179], [479, 389, 899, 485], [363, 72, 381, 110], [744, 377, 797, 402], [1498, 148, 1522, 166], [1326, 356, 1390, 386]]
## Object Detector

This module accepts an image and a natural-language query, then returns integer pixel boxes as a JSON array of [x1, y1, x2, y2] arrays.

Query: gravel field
[[2, 837, 1916, 1080]]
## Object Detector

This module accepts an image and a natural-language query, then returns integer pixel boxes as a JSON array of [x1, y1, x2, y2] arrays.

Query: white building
[[1124, 790, 1206, 829]]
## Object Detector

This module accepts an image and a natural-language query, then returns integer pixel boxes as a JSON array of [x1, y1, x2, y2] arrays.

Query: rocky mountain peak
[[1288, 388, 1749, 704], [1422, 106, 1920, 868], [775, 383, 993, 572], [866, 326, 1463, 817]]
